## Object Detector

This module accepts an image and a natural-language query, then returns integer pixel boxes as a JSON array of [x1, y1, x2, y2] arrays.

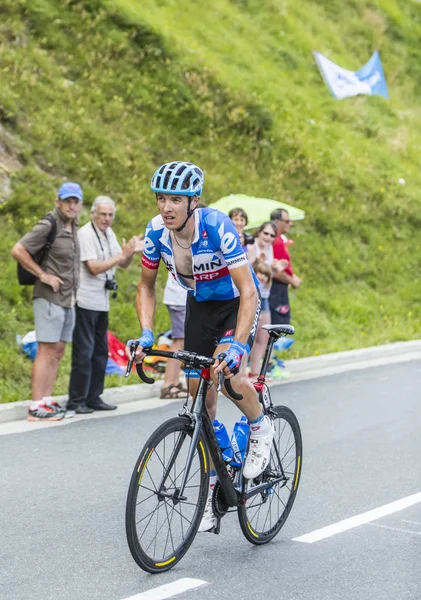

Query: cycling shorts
[[184, 294, 261, 358]]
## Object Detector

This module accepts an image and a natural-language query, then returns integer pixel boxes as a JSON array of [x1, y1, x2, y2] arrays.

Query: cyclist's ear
[[190, 196, 200, 210]]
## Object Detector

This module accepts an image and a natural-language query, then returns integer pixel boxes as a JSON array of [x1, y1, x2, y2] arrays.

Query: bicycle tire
[[237, 405, 302, 545], [126, 416, 209, 573]]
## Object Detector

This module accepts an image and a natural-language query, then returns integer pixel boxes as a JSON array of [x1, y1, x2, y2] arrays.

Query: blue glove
[[218, 340, 249, 376], [126, 329, 154, 350]]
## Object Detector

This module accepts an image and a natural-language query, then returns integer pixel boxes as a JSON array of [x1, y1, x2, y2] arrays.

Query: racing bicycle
[[125, 324, 302, 574]]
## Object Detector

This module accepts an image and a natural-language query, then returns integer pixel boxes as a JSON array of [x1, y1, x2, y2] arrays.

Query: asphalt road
[[1, 361, 420, 600]]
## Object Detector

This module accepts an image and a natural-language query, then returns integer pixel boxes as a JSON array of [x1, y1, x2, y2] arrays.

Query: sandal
[[160, 384, 188, 400], [175, 382, 189, 394]]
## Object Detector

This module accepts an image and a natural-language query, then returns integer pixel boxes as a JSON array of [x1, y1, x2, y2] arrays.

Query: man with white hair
[[67, 196, 143, 414]]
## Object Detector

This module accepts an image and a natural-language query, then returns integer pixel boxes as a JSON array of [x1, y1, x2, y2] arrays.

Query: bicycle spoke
[[144, 504, 168, 553], [138, 505, 159, 540], [163, 500, 175, 557], [135, 490, 156, 507]]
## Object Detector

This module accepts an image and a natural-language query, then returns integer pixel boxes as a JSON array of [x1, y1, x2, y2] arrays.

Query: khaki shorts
[[33, 298, 75, 343]]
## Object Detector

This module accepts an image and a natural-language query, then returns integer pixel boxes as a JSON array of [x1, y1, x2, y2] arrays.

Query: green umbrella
[[209, 194, 305, 229]]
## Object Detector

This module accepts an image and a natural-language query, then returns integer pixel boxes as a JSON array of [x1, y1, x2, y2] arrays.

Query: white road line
[[123, 578, 208, 600], [293, 491, 421, 544]]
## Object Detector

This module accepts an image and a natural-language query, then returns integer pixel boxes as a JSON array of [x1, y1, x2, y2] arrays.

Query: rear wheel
[[238, 405, 302, 544], [126, 416, 209, 573]]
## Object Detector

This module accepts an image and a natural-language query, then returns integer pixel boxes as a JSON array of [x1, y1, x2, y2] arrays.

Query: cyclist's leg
[[184, 295, 221, 421], [187, 375, 217, 421], [215, 298, 274, 479], [214, 341, 262, 421]]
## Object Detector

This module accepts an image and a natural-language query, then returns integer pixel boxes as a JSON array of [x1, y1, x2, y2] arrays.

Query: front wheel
[[238, 405, 302, 544], [126, 416, 209, 573]]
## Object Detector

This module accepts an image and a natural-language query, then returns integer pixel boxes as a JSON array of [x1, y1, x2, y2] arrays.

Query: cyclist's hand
[[214, 340, 248, 379], [125, 329, 154, 363]]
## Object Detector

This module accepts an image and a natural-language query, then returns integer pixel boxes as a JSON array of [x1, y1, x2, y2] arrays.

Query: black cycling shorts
[[184, 294, 261, 358]]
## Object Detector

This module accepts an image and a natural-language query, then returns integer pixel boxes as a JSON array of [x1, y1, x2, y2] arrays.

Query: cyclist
[[127, 161, 274, 532]]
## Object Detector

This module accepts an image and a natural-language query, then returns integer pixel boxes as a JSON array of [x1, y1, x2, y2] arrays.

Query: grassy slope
[[0, 0, 420, 402]]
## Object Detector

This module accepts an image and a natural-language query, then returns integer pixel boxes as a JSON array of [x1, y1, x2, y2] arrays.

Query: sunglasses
[[262, 231, 276, 238]]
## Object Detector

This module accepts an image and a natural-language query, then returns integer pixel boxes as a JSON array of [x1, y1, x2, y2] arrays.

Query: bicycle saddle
[[262, 324, 295, 337]]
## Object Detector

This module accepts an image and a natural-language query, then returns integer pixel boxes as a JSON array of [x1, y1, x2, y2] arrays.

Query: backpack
[[17, 214, 57, 285]]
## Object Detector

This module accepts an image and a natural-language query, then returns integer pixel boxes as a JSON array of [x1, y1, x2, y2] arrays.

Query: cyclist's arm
[[228, 264, 258, 346], [135, 265, 158, 332]]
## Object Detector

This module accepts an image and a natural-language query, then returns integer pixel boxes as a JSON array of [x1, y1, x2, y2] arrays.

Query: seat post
[[259, 334, 277, 378]]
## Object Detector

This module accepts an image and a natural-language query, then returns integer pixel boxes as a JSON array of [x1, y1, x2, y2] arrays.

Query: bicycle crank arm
[[244, 476, 288, 500]]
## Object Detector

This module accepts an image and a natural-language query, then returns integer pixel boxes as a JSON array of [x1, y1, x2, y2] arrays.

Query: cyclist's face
[[92, 203, 115, 232], [157, 194, 195, 229]]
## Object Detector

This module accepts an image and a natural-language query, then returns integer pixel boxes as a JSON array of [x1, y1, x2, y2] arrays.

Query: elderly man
[[67, 196, 143, 414], [11, 182, 83, 421]]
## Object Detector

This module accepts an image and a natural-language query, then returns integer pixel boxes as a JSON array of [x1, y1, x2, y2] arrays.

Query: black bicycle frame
[[176, 366, 285, 507]]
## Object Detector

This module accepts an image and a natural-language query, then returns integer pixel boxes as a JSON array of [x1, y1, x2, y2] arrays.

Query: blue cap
[[58, 182, 83, 201]]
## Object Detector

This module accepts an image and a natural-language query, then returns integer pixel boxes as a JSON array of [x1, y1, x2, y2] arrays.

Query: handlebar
[[126, 344, 243, 401]]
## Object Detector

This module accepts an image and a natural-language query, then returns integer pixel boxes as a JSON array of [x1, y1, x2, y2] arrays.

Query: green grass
[[1, 0, 421, 402]]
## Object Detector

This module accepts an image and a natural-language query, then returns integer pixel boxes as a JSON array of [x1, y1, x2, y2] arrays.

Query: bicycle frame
[[126, 329, 294, 510], [177, 366, 287, 508]]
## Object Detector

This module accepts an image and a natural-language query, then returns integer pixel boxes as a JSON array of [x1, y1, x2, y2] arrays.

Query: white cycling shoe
[[243, 421, 274, 480], [198, 494, 217, 532]]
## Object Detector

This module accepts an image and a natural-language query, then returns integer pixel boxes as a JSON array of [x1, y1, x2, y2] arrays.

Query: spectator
[[228, 207, 254, 252], [11, 182, 83, 421], [67, 196, 143, 414], [269, 208, 301, 326], [248, 221, 288, 378], [160, 273, 189, 399]]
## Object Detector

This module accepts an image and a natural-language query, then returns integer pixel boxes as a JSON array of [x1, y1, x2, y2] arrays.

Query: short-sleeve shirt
[[142, 207, 259, 302], [272, 234, 294, 277], [19, 207, 80, 308], [163, 272, 188, 307], [76, 221, 122, 312]]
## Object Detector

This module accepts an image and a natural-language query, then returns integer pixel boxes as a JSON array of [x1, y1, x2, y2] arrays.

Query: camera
[[242, 232, 255, 246], [105, 278, 118, 298]]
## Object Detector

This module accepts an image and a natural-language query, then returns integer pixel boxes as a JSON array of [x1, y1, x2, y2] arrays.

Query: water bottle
[[15, 335, 22, 346], [274, 337, 294, 352], [230, 416, 250, 467], [213, 420, 234, 463]]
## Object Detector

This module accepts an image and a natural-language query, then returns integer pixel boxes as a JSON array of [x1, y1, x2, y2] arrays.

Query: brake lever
[[216, 353, 226, 392], [124, 342, 138, 378], [215, 352, 243, 400]]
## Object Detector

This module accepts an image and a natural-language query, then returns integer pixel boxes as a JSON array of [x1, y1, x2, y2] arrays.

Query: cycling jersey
[[142, 207, 259, 302]]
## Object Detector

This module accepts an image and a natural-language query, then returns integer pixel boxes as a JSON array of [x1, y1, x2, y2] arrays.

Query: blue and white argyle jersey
[[142, 207, 259, 302]]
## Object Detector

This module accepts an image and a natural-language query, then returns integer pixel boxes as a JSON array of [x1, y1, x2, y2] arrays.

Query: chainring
[[212, 481, 229, 517]]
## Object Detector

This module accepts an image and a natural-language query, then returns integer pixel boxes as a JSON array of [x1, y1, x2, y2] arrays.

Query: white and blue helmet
[[151, 161, 204, 197]]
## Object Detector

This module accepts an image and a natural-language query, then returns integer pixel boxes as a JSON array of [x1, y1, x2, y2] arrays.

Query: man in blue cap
[[12, 182, 83, 421]]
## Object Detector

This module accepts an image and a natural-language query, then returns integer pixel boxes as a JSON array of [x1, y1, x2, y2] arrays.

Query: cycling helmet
[[151, 161, 204, 197]]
